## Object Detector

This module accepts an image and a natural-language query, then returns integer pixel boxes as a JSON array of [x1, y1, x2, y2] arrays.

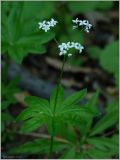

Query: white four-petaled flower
[[58, 42, 84, 57], [72, 18, 92, 33], [38, 18, 58, 32]]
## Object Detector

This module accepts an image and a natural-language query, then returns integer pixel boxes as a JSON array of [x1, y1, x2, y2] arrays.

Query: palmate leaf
[[17, 96, 52, 133]]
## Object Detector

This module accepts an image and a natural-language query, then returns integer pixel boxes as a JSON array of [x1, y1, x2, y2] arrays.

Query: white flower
[[72, 18, 79, 24], [72, 18, 92, 33], [38, 18, 58, 32], [58, 42, 84, 57]]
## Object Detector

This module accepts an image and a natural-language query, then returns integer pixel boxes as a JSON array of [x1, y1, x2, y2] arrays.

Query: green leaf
[[61, 146, 76, 159], [85, 91, 99, 115], [100, 41, 119, 73], [20, 117, 44, 133], [63, 88, 87, 107], [2, 1, 55, 63], [90, 109, 118, 136], [106, 100, 119, 113], [16, 107, 43, 121], [9, 138, 68, 154], [100, 41, 119, 86], [50, 85, 64, 112], [86, 148, 113, 159], [25, 96, 52, 116], [87, 137, 118, 153]]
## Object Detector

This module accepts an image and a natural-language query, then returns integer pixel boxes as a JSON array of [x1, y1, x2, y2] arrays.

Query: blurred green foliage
[[88, 41, 119, 87], [2, 1, 55, 63], [68, 1, 114, 13], [1, 74, 20, 142]]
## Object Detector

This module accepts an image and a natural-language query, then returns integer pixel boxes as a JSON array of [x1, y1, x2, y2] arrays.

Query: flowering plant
[[9, 17, 119, 159]]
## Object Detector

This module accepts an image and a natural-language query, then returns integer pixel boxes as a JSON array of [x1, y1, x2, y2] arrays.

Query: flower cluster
[[58, 42, 84, 57], [38, 18, 58, 32], [72, 18, 92, 33]]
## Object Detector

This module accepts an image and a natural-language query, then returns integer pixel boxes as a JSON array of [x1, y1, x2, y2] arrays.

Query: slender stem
[[57, 55, 66, 85], [49, 37, 67, 158], [54, 37, 59, 46], [49, 55, 67, 157]]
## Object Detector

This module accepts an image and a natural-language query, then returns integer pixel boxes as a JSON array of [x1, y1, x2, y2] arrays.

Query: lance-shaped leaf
[[85, 91, 99, 115], [61, 146, 76, 159], [20, 117, 44, 133], [9, 138, 69, 154], [87, 137, 118, 153], [25, 96, 52, 116], [63, 88, 87, 107], [90, 108, 118, 136]]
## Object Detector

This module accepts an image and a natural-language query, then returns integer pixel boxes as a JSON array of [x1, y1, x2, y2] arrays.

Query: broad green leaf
[[100, 41, 119, 86], [20, 117, 44, 133], [63, 88, 87, 107], [90, 109, 118, 136], [16, 32, 55, 45], [50, 85, 64, 112], [100, 41, 118, 73]]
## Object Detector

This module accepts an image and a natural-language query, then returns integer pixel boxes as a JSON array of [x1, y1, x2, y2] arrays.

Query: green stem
[[49, 54, 67, 158], [57, 55, 66, 85], [54, 37, 59, 46]]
